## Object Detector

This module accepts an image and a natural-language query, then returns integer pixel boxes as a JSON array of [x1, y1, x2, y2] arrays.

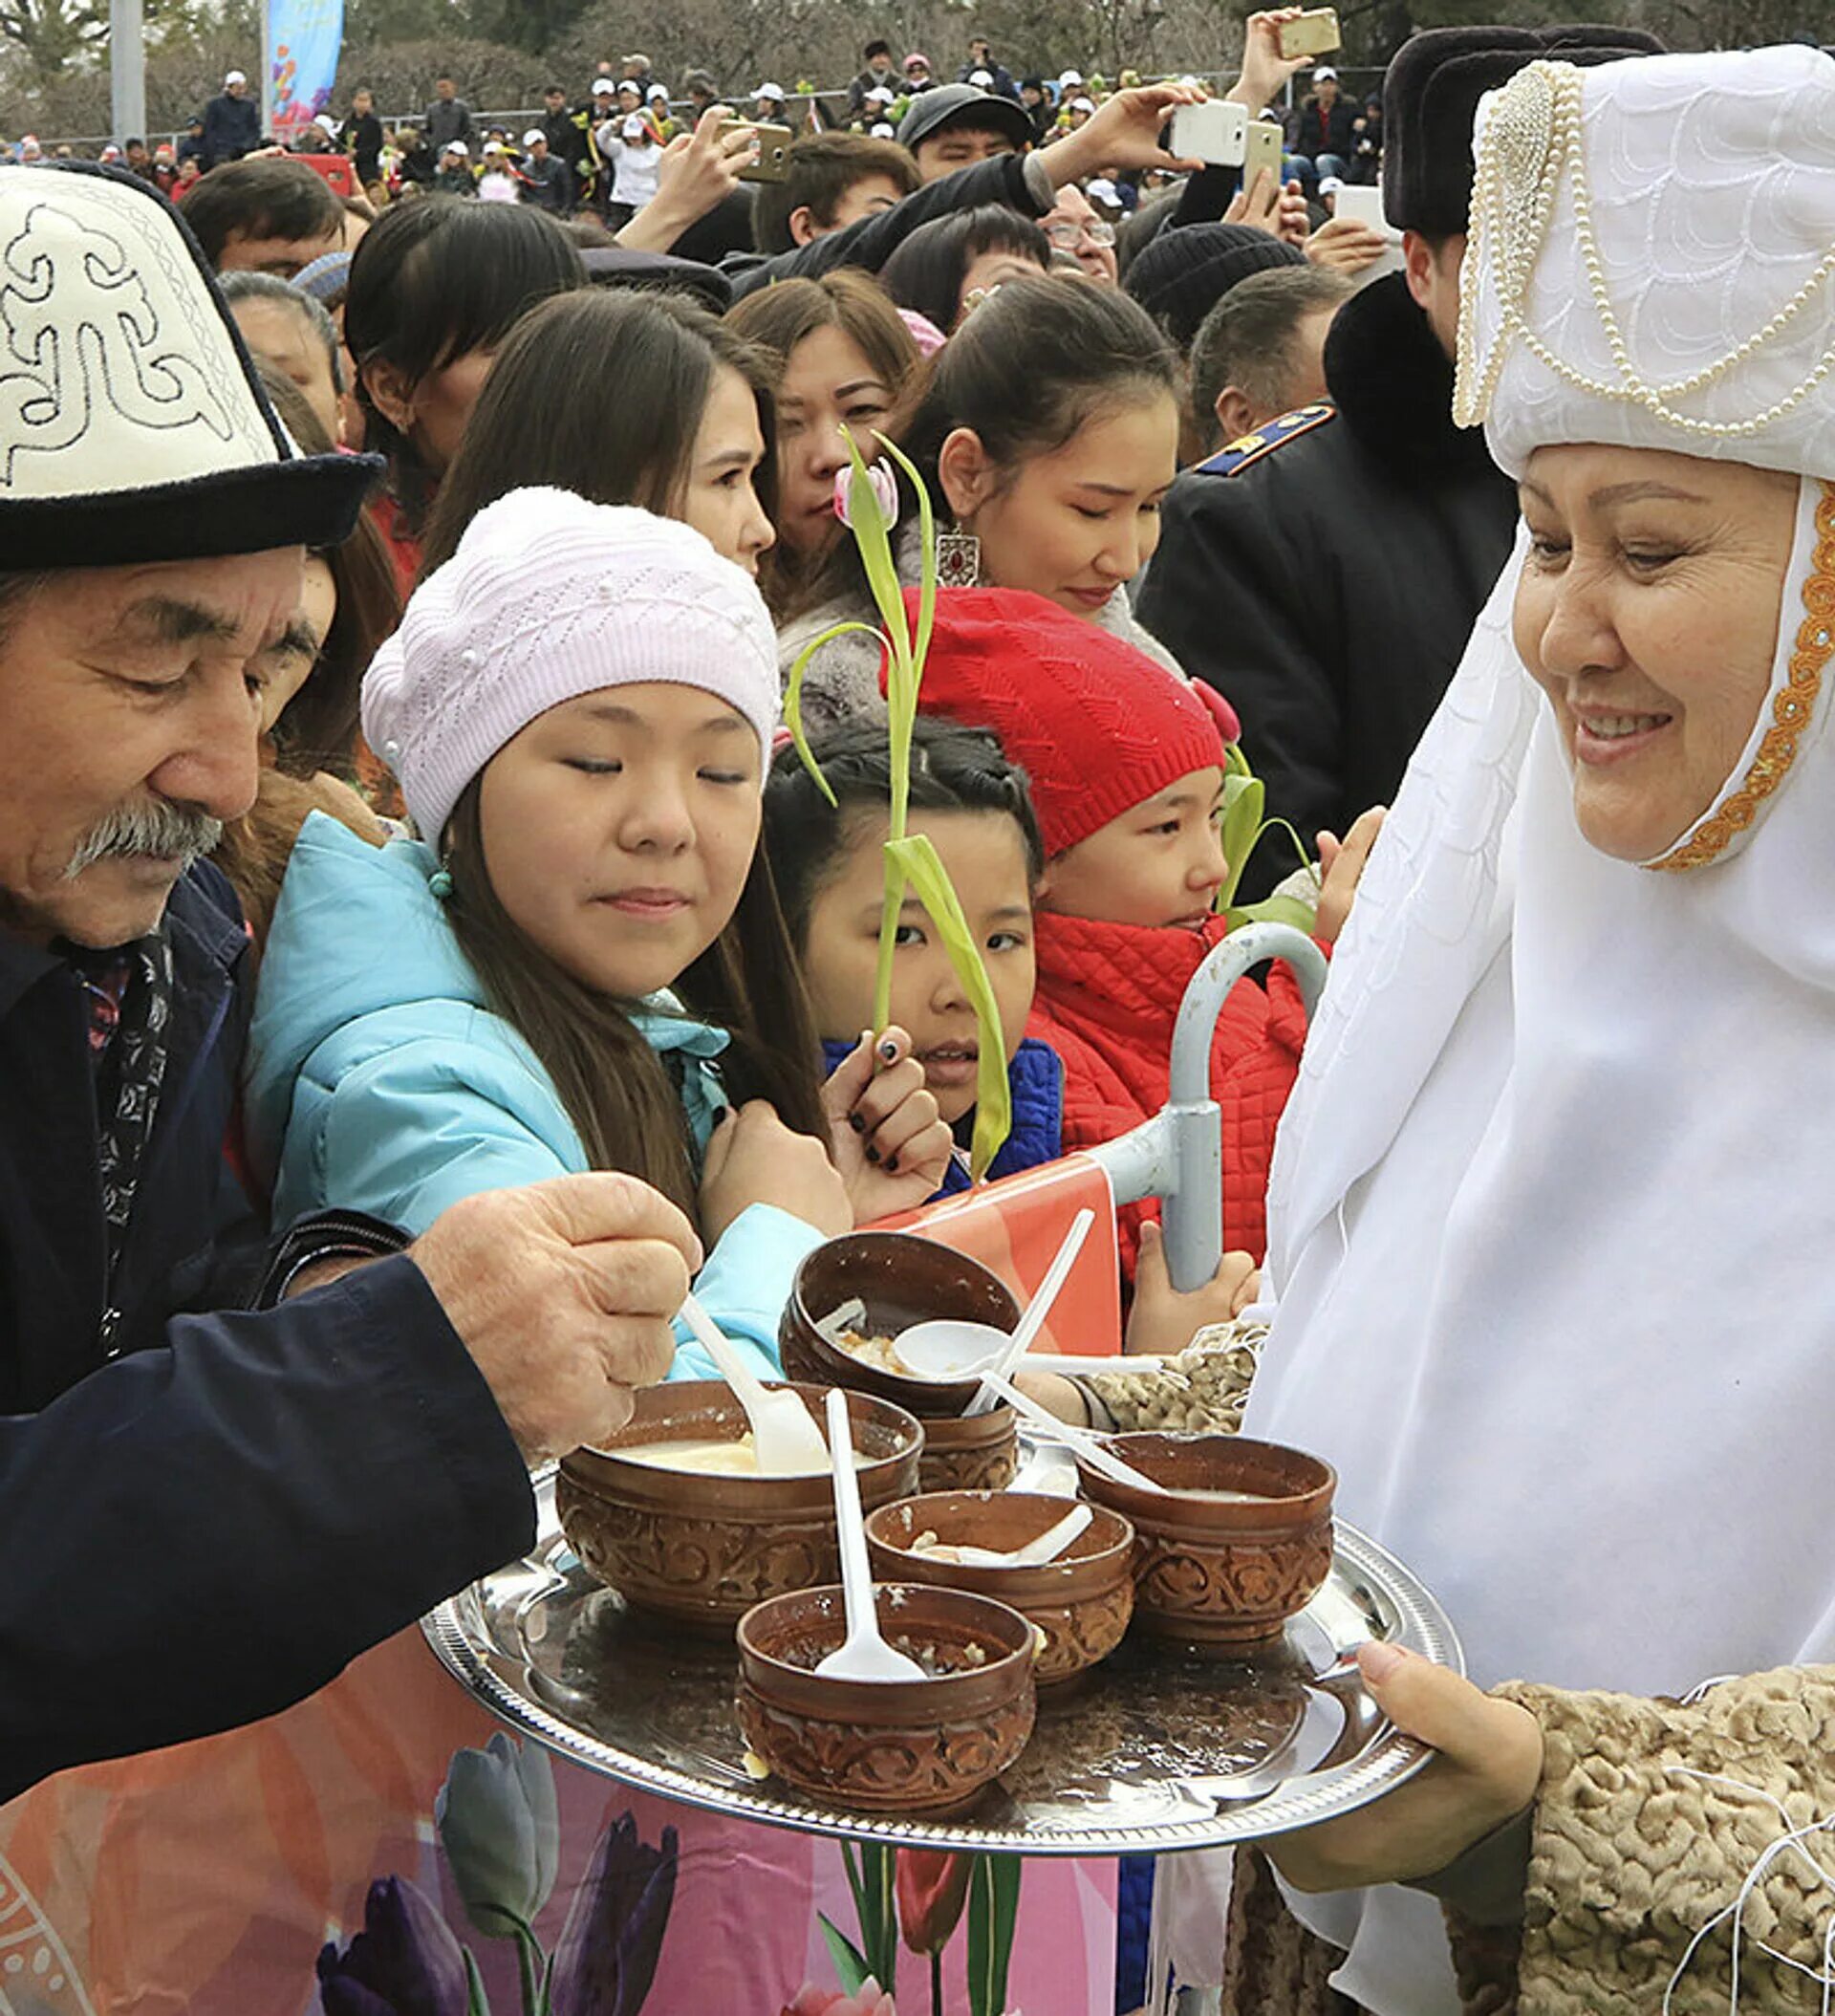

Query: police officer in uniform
[[1138, 25, 1661, 895]]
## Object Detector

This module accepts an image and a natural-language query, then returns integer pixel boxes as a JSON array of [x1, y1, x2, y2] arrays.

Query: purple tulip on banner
[[315, 1875, 470, 2016]]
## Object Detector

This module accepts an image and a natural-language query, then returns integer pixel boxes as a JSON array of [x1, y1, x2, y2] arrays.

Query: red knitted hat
[[890, 587, 1235, 856]]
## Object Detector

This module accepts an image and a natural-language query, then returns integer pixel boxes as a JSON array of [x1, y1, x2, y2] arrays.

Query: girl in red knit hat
[[907, 586, 1375, 1283]]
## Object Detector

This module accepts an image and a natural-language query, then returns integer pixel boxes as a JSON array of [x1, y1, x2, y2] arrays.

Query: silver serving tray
[[421, 1472, 1460, 1855]]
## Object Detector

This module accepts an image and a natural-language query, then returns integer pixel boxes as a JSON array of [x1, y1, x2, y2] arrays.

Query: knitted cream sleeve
[[1449, 1665, 1835, 2016], [1079, 1319, 1268, 1435]]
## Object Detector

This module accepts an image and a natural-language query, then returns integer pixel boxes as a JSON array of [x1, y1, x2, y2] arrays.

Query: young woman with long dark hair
[[419, 289, 777, 580]]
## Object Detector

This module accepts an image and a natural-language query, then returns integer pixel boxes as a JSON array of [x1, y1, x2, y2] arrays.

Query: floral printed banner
[[0, 1630, 1115, 2014]]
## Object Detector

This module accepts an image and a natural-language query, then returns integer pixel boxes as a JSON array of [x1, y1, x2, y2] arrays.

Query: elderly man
[[0, 163, 695, 1804]]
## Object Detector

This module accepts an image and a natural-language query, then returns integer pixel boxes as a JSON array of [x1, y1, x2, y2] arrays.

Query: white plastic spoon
[[917, 1503, 1094, 1570], [896, 1208, 1095, 1410], [815, 1387, 924, 1682], [678, 1291, 830, 1477], [975, 1368, 1171, 1495]]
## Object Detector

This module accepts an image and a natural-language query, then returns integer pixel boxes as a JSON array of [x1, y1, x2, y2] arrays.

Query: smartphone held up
[[1279, 8, 1342, 60]]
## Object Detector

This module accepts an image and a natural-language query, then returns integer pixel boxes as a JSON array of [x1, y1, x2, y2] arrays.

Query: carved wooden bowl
[[1076, 1436, 1336, 1650], [865, 1491, 1135, 1687], [557, 1383, 922, 1629], [779, 1232, 1021, 1420], [914, 1404, 1019, 1495], [735, 1583, 1037, 1814]]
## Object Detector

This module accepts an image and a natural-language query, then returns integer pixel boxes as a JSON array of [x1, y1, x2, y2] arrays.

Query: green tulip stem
[[787, 424, 1012, 1178], [513, 1924, 543, 2016], [931, 1946, 945, 2016]]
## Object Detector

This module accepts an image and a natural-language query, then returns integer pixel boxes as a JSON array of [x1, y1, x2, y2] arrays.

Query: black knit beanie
[[1123, 223, 1305, 351]]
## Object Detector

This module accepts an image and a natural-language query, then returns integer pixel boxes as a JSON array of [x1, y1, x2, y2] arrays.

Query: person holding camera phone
[[725, 78, 1213, 300], [594, 78, 666, 227]]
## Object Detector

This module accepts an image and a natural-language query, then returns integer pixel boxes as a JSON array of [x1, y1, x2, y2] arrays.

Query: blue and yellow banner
[[267, 0, 344, 140]]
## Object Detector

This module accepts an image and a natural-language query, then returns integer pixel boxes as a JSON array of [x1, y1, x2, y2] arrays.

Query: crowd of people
[[6, 10, 1835, 2015], [2, 38, 1382, 223]]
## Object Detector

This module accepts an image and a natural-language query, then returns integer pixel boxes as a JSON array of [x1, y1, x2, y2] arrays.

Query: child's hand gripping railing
[[1083, 922, 1328, 1292]]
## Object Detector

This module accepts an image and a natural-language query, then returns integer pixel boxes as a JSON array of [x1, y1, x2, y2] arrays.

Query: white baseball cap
[[483, 140, 506, 153], [1313, 64, 1339, 79], [225, 69, 247, 86], [755, 81, 786, 101], [1319, 174, 1345, 196], [646, 83, 669, 100], [443, 140, 469, 157], [523, 127, 545, 146], [968, 68, 994, 87], [1058, 69, 1083, 87], [592, 78, 616, 95], [866, 85, 896, 105]]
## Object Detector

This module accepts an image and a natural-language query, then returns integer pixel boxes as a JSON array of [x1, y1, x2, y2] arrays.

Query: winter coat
[[1286, 94, 1358, 160], [596, 122, 663, 209], [1136, 271, 1520, 898], [541, 106, 592, 173], [518, 152, 573, 212], [1026, 908, 1307, 1268], [848, 66, 901, 116], [424, 96, 473, 151], [821, 1033, 1064, 1200], [338, 109, 384, 183], [200, 89, 261, 168], [781, 521, 1188, 737], [958, 58, 1020, 98], [247, 813, 824, 1383], [1223, 1664, 1835, 2016], [0, 858, 530, 1800]]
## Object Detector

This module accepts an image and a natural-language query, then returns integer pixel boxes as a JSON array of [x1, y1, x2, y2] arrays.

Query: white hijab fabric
[[1186, 48, 1835, 2009], [1240, 473, 1835, 2010], [1458, 45, 1835, 486]]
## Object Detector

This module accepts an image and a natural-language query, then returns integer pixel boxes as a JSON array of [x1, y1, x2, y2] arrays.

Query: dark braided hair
[[764, 716, 1044, 948]]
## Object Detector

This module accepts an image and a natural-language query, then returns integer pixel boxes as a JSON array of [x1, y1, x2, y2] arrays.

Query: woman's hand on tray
[[1265, 1642, 1543, 1894]]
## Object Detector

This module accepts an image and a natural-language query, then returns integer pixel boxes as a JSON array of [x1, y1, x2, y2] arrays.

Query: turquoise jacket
[[246, 813, 823, 1383]]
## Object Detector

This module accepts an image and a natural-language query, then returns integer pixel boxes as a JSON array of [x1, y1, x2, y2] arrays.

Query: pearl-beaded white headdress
[[1457, 44, 1835, 480]]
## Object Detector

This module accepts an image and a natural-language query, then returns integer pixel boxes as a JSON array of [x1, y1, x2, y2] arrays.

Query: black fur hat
[[1382, 25, 1664, 236], [0, 161, 379, 568]]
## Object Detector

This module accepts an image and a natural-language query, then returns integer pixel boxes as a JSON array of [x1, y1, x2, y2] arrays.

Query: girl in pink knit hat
[[248, 489, 950, 1383]]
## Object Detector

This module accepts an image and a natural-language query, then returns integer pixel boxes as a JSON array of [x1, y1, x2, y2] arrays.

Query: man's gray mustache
[[64, 801, 224, 879]]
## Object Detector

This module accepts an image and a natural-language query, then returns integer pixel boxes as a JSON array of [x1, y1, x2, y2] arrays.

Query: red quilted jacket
[[1025, 910, 1310, 1272]]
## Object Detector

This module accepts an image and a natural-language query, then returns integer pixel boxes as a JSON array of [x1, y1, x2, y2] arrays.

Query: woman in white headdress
[[1203, 39, 1835, 2016]]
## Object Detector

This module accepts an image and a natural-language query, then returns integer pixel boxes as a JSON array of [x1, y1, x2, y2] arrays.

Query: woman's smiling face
[[1513, 444, 1799, 861]]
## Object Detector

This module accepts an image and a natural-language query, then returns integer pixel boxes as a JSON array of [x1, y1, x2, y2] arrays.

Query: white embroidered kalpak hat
[[0, 163, 378, 565], [1457, 44, 1835, 481]]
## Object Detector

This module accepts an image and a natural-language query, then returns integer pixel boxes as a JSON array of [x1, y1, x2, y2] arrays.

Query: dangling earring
[[936, 526, 981, 589], [428, 860, 454, 900]]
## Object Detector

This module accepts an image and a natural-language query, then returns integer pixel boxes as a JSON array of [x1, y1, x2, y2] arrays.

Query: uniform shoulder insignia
[[1195, 403, 1337, 477]]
